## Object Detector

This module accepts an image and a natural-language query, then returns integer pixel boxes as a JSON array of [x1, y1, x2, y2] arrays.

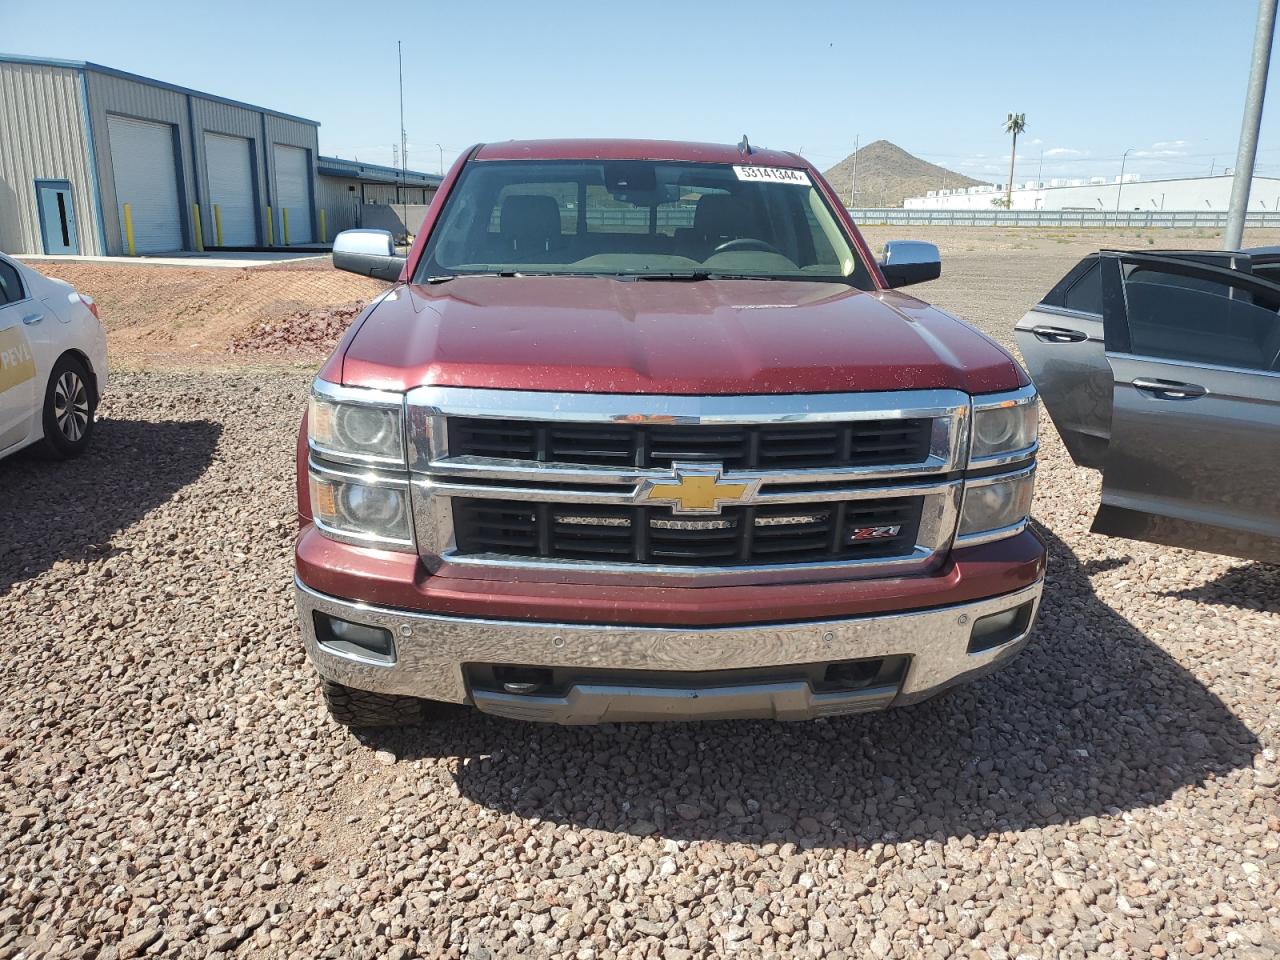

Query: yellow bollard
[[282, 207, 291, 246], [123, 203, 136, 256], [213, 204, 223, 247], [319, 209, 327, 243], [192, 203, 204, 252], [266, 205, 274, 245]]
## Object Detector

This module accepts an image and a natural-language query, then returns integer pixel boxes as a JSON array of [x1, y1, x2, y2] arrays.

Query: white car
[[0, 253, 108, 460]]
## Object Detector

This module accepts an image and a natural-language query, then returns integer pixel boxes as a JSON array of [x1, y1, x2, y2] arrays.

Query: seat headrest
[[500, 194, 562, 253], [693, 194, 751, 240]]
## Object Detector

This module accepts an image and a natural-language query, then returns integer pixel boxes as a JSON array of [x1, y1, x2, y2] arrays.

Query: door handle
[[1132, 378, 1207, 400], [1031, 325, 1087, 343], [21, 313, 43, 325]]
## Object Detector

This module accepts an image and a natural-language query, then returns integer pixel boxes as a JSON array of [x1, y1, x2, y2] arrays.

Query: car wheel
[[41, 355, 95, 459], [320, 678, 429, 729]]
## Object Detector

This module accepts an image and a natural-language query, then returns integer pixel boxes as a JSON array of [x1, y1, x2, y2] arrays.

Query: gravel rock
[[3, 240, 1279, 958]]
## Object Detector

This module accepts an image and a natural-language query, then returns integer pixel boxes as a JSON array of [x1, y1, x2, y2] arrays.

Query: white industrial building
[[0, 54, 442, 256], [905, 174, 1280, 212]]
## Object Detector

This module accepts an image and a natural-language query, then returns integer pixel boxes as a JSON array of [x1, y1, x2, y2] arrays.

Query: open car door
[[1014, 255, 1111, 469], [1093, 252, 1280, 563]]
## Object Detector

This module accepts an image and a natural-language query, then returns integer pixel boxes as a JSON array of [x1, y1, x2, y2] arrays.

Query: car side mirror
[[879, 240, 941, 288], [332, 229, 407, 282]]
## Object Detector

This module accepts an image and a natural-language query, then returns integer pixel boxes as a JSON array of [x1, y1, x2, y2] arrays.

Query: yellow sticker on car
[[0, 327, 36, 393]]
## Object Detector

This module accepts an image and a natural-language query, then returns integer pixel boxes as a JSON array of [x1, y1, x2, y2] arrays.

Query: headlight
[[309, 472, 414, 548], [309, 387, 405, 464], [959, 469, 1036, 541], [971, 393, 1038, 461]]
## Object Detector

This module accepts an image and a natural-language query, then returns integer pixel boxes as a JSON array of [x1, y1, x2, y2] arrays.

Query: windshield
[[416, 159, 872, 287]]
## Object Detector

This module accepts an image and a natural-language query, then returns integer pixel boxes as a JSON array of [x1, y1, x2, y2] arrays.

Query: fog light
[[315, 613, 396, 664], [968, 601, 1035, 653]]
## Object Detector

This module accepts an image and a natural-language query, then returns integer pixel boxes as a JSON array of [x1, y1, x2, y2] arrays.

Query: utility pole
[[850, 135, 859, 209], [435, 143, 444, 176], [1225, 0, 1276, 250], [398, 41, 408, 233]]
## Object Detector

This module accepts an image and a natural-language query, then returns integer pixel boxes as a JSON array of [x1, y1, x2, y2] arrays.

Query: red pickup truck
[[296, 139, 1045, 729]]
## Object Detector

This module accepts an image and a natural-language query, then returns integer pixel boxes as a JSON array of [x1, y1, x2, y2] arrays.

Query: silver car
[[1015, 248, 1280, 563]]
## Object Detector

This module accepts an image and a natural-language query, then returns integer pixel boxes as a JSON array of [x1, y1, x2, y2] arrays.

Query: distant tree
[[1003, 113, 1027, 208]]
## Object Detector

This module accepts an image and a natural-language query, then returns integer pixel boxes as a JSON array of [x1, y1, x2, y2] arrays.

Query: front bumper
[[297, 577, 1043, 724]]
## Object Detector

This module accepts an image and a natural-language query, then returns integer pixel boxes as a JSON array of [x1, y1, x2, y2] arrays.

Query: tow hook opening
[[495, 665, 554, 695], [967, 600, 1036, 654]]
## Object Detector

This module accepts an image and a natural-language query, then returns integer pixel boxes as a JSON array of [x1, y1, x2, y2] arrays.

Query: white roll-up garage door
[[106, 116, 183, 254], [205, 133, 256, 246], [272, 144, 313, 244]]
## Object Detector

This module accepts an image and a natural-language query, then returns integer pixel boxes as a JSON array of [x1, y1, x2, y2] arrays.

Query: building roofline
[[317, 155, 443, 185], [940, 173, 1280, 196], [0, 52, 320, 126]]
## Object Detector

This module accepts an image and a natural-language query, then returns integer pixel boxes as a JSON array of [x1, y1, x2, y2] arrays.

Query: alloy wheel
[[53, 370, 90, 442]]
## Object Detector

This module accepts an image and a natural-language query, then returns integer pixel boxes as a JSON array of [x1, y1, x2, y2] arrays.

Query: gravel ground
[[2, 250, 1279, 959]]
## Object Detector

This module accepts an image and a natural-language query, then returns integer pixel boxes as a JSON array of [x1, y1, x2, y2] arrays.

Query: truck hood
[[336, 276, 1025, 395]]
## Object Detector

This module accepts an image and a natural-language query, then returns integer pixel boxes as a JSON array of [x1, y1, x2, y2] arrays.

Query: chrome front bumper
[[296, 577, 1043, 724]]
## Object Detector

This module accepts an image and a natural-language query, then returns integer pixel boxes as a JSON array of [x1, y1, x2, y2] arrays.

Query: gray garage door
[[272, 144, 312, 244], [204, 133, 256, 246], [106, 116, 183, 254]]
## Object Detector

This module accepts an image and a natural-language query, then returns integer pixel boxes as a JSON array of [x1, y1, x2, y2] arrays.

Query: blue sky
[[3, 0, 1277, 184]]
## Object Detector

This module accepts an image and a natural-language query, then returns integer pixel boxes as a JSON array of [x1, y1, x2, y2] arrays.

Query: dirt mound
[[31, 259, 387, 367], [230, 302, 366, 354]]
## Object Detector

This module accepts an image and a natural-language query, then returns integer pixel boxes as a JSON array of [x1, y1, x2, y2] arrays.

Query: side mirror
[[332, 229, 407, 282], [879, 240, 941, 288]]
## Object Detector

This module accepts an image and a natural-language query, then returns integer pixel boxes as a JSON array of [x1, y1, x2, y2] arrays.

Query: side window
[[0, 259, 25, 306], [1122, 267, 1280, 371], [1041, 256, 1098, 311], [1062, 261, 1102, 314]]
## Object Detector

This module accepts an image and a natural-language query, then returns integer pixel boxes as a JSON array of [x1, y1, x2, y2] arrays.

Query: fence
[[846, 208, 1280, 229]]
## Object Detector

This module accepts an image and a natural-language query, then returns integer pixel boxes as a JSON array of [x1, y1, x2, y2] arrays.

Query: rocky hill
[[823, 140, 988, 208]]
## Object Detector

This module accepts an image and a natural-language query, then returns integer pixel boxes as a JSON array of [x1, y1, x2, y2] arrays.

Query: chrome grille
[[406, 387, 971, 580]]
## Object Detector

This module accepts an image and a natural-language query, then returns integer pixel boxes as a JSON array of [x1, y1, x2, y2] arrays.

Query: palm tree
[[1004, 113, 1027, 208]]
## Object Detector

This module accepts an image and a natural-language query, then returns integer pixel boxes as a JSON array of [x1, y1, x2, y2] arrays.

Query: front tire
[[320, 678, 425, 729], [41, 355, 95, 459]]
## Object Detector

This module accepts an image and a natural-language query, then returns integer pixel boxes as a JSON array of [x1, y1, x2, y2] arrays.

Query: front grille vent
[[453, 497, 924, 566], [447, 418, 933, 471]]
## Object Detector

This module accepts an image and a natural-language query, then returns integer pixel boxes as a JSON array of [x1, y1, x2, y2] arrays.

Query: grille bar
[[453, 497, 924, 567], [448, 418, 933, 472]]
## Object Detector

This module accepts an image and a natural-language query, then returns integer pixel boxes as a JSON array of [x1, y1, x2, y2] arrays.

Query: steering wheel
[[711, 237, 782, 256]]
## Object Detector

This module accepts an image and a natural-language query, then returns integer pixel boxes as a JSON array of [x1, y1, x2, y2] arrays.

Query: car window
[[0, 258, 24, 306], [1062, 260, 1102, 314], [1122, 266, 1280, 372], [1040, 256, 1100, 313]]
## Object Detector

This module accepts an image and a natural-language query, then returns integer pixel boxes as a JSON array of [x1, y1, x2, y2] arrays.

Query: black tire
[[40, 354, 95, 459], [320, 678, 425, 729]]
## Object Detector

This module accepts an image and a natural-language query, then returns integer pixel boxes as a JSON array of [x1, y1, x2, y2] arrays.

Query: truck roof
[[473, 138, 805, 167]]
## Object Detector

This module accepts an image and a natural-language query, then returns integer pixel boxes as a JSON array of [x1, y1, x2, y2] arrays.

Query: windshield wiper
[[422, 270, 527, 284], [614, 272, 713, 281]]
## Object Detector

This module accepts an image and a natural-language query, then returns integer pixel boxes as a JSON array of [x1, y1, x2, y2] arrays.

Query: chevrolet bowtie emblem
[[636, 463, 763, 515]]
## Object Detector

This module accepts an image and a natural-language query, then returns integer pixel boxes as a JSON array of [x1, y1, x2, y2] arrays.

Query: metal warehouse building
[[0, 54, 442, 256]]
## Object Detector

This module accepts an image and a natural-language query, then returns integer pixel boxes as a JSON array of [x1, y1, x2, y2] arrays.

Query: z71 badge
[[0, 327, 36, 394]]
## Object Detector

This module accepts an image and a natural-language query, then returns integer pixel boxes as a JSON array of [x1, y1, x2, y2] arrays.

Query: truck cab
[[296, 139, 1045, 728]]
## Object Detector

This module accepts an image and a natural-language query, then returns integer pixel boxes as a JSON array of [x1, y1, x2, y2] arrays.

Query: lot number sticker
[[0, 327, 36, 394], [733, 166, 812, 186]]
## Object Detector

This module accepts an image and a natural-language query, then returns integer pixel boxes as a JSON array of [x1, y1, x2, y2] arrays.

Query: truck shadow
[[371, 524, 1259, 849], [1162, 562, 1279, 614], [0, 418, 222, 596]]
